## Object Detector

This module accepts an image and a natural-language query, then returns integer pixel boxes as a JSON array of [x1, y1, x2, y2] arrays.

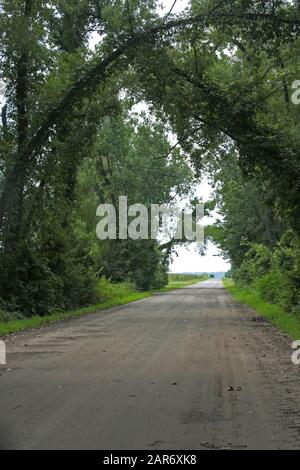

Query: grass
[[223, 278, 300, 340], [158, 274, 209, 292], [0, 274, 209, 337], [0, 292, 151, 337], [168, 273, 209, 281]]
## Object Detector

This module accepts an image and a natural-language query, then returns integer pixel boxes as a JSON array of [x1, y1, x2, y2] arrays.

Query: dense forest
[[0, 0, 300, 320]]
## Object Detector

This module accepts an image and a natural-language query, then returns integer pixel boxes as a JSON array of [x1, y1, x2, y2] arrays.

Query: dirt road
[[1, 280, 300, 450]]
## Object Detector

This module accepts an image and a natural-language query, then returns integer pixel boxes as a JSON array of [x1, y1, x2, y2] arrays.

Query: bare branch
[[166, 0, 178, 17]]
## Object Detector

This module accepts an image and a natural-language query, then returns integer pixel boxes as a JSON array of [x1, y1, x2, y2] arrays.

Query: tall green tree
[[75, 109, 194, 290], [1, 0, 300, 314]]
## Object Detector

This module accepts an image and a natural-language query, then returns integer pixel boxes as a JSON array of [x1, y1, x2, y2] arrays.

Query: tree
[[75, 108, 194, 290], [1, 0, 300, 314]]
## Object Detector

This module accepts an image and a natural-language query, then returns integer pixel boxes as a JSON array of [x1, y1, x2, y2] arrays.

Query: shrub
[[97, 277, 137, 302], [272, 231, 300, 312], [234, 231, 300, 314], [0, 240, 99, 317], [235, 243, 272, 285], [254, 271, 281, 304], [0, 298, 25, 323], [99, 239, 168, 290], [291, 303, 300, 318]]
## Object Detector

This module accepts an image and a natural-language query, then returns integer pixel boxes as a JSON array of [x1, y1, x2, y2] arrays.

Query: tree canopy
[[0, 0, 300, 315]]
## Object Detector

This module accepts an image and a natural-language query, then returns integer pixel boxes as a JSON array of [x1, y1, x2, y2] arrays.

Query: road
[[1, 280, 300, 450]]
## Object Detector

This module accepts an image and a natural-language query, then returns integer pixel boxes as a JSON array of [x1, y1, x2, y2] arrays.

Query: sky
[[169, 179, 231, 274], [170, 242, 230, 273], [159, 0, 190, 15]]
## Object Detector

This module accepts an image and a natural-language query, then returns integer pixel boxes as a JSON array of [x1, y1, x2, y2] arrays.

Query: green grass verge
[[0, 275, 209, 337], [0, 292, 151, 337], [223, 278, 300, 340]]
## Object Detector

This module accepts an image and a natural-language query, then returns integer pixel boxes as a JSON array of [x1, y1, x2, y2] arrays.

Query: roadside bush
[[0, 246, 65, 316], [149, 264, 168, 289], [97, 277, 137, 302], [99, 239, 168, 290], [235, 243, 272, 285], [0, 298, 25, 323], [0, 239, 99, 317], [267, 231, 300, 312], [234, 231, 300, 314], [254, 271, 281, 304], [291, 303, 300, 318]]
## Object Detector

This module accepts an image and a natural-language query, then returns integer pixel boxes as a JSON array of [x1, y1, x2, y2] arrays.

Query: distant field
[[168, 273, 210, 282], [157, 273, 210, 292]]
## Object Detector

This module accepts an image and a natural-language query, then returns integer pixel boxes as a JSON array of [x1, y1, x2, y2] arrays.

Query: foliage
[[0, 274, 203, 336], [74, 111, 194, 292], [97, 277, 137, 301], [223, 278, 300, 341], [0, 277, 150, 335], [0, 0, 300, 319], [231, 231, 300, 314], [204, 143, 300, 317]]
